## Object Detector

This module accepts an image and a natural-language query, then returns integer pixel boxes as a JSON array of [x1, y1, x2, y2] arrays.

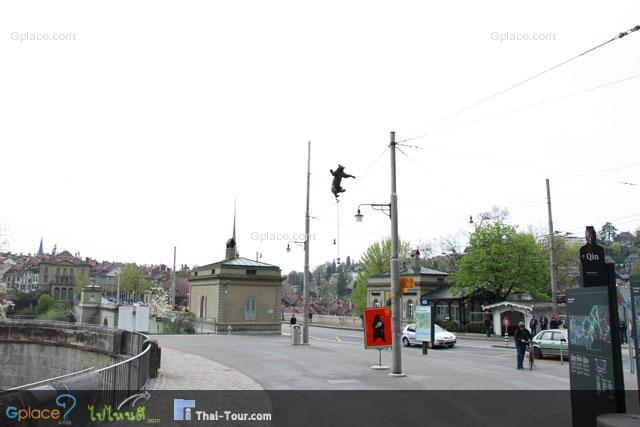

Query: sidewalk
[[155, 347, 263, 390]]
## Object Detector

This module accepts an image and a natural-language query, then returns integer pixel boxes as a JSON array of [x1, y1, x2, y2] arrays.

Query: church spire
[[232, 200, 238, 257], [37, 238, 44, 257]]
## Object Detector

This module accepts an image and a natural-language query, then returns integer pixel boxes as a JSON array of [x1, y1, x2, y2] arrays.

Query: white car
[[402, 323, 457, 348]]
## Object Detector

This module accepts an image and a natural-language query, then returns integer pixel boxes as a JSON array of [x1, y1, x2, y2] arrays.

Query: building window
[[244, 296, 257, 320], [246, 269, 257, 275], [44, 276, 48, 283], [450, 305, 459, 321], [61, 288, 67, 301], [436, 303, 449, 320], [54, 288, 60, 300], [199, 296, 207, 318], [211, 269, 215, 275], [45, 267, 48, 274], [406, 300, 415, 319]]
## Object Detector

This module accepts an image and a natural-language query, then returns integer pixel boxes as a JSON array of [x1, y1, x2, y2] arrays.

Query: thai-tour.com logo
[[173, 399, 272, 422], [5, 393, 76, 424]]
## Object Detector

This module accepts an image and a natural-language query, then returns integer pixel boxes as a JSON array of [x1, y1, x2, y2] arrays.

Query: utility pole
[[389, 131, 404, 376], [171, 246, 177, 306], [546, 179, 558, 316], [302, 141, 311, 344]]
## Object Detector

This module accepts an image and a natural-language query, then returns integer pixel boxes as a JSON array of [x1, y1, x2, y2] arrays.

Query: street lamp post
[[354, 131, 404, 377]]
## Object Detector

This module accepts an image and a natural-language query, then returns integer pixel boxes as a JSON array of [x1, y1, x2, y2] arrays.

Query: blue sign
[[420, 298, 428, 306]]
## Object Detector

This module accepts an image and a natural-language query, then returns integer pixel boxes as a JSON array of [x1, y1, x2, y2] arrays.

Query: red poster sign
[[363, 307, 392, 349]]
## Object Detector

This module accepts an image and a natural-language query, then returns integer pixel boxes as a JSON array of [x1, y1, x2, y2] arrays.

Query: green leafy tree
[[74, 270, 90, 297], [600, 222, 618, 243], [450, 221, 549, 301], [119, 264, 149, 299], [551, 237, 581, 291], [351, 238, 411, 315], [35, 294, 56, 315]]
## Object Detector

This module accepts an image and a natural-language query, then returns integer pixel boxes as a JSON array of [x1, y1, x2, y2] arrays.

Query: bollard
[[422, 341, 428, 355], [560, 338, 564, 366]]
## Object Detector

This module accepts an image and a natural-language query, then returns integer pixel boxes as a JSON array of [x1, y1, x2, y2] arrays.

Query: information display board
[[363, 307, 392, 349], [567, 286, 625, 426], [630, 282, 640, 397], [415, 305, 432, 343]]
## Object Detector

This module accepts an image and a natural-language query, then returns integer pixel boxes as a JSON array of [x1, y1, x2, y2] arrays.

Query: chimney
[[411, 249, 421, 273], [225, 238, 236, 260]]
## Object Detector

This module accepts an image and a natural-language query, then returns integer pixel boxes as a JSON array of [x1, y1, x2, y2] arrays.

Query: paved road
[[155, 325, 638, 392]]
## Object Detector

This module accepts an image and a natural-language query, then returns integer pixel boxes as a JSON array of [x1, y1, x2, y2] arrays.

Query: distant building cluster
[[0, 239, 180, 304]]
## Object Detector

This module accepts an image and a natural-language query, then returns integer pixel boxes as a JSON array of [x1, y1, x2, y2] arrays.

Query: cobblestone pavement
[[154, 347, 263, 390]]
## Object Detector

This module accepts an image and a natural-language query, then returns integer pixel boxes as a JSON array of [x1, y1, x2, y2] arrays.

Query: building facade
[[366, 250, 496, 330], [189, 239, 283, 334], [38, 251, 90, 303]]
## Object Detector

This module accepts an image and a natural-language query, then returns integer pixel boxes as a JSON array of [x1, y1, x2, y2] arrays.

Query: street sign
[[415, 305, 432, 342], [580, 226, 607, 288], [400, 277, 415, 294], [363, 307, 392, 349], [420, 298, 428, 306]]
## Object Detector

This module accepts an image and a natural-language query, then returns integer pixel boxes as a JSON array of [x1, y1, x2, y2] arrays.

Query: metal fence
[[0, 319, 160, 411], [96, 340, 152, 410]]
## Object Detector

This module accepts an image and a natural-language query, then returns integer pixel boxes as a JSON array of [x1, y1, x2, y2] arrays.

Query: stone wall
[[0, 343, 119, 388], [0, 320, 125, 389]]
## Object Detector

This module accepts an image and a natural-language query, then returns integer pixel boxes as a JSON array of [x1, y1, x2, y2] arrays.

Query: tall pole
[[389, 131, 404, 376], [546, 179, 558, 316], [171, 246, 177, 307], [302, 141, 311, 344]]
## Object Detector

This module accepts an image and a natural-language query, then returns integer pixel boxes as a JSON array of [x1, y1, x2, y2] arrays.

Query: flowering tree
[[150, 287, 172, 316], [0, 299, 14, 319]]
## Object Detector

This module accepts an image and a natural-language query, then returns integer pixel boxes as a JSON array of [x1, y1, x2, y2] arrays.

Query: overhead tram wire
[[396, 71, 640, 147], [396, 143, 639, 188], [399, 23, 640, 142]]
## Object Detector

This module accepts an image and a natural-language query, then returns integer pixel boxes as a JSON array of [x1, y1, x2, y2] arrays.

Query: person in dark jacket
[[529, 315, 538, 336], [290, 314, 297, 326], [484, 317, 492, 337], [514, 321, 532, 369]]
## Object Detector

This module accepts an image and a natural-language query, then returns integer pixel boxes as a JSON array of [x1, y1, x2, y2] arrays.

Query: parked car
[[531, 328, 568, 359], [402, 323, 457, 348]]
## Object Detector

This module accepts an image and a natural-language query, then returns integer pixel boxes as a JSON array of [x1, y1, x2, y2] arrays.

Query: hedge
[[435, 320, 459, 332], [465, 322, 485, 333]]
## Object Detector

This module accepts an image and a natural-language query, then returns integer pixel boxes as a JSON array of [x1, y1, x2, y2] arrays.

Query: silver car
[[531, 329, 568, 360], [402, 323, 457, 348]]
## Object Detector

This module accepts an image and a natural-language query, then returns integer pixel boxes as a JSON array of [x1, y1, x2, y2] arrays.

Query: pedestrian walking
[[620, 321, 628, 344], [514, 321, 532, 370], [484, 317, 492, 337], [308, 312, 313, 324], [540, 316, 548, 331], [290, 313, 297, 330], [550, 316, 559, 330], [529, 315, 538, 336]]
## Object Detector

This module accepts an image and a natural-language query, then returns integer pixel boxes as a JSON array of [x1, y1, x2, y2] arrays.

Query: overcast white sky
[[1, 1, 639, 273]]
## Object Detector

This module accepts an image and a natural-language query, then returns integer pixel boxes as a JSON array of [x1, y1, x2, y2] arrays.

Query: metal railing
[[0, 319, 160, 411], [96, 340, 153, 410]]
